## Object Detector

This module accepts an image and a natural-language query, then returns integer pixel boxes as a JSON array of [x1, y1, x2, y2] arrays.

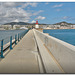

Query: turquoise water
[[43, 29, 75, 46]]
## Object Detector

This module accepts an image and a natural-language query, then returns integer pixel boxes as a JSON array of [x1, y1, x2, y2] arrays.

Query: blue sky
[[25, 2, 75, 24], [0, 2, 75, 24]]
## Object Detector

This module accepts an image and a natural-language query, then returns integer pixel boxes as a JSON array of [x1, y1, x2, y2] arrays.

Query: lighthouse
[[35, 20, 39, 28]]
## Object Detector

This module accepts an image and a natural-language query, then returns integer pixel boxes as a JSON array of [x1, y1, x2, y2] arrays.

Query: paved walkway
[[0, 30, 39, 73]]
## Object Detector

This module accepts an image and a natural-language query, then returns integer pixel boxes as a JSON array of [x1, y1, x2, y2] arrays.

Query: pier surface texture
[[0, 30, 39, 73], [0, 29, 75, 74]]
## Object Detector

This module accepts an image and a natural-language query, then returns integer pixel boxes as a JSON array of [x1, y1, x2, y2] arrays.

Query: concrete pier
[[34, 29, 75, 73], [0, 29, 75, 73], [0, 30, 39, 73]]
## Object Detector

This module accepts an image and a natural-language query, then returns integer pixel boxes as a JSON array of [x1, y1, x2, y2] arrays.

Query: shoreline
[[43, 28, 75, 30]]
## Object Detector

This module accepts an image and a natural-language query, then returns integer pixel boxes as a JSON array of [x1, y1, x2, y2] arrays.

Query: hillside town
[[0, 21, 75, 30]]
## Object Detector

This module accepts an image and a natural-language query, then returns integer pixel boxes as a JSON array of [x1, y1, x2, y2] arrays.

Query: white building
[[35, 20, 39, 28]]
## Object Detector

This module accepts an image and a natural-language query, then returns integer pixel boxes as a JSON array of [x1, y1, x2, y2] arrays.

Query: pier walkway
[[0, 29, 75, 73], [0, 30, 39, 73]]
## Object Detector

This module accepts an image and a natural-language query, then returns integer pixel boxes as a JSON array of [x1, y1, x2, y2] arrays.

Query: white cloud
[[0, 3, 32, 24], [53, 4, 63, 8], [31, 20, 36, 23], [1, 2, 37, 9], [0, 2, 44, 25], [33, 10, 44, 16], [21, 2, 38, 8], [62, 16, 68, 19], [45, 2, 49, 5], [35, 16, 46, 20], [27, 7, 30, 9], [56, 9, 61, 11], [30, 3, 37, 7], [62, 16, 72, 20], [13, 19, 19, 22], [1, 2, 23, 8], [53, 16, 72, 20]]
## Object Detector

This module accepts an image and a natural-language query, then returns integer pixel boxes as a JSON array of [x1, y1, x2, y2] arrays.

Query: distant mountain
[[53, 21, 74, 25], [3, 22, 48, 25], [3, 21, 75, 26], [4, 22, 31, 25]]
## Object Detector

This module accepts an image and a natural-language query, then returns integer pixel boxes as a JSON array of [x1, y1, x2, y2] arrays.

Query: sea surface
[[0, 30, 25, 46], [43, 29, 75, 46]]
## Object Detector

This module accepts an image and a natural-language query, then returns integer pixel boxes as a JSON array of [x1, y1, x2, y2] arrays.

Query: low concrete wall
[[34, 29, 75, 73], [33, 29, 64, 73]]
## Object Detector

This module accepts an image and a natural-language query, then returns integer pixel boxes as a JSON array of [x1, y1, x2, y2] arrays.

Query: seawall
[[34, 29, 75, 73]]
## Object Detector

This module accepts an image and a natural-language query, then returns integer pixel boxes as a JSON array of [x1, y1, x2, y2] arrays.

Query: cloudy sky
[[0, 2, 75, 25]]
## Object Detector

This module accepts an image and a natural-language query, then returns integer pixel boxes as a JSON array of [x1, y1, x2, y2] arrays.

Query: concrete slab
[[0, 30, 39, 73], [33, 29, 65, 73]]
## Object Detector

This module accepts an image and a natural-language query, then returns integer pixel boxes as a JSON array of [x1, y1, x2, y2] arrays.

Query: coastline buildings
[[1, 24, 75, 30], [0, 25, 12, 30], [43, 22, 75, 29], [0, 24, 28, 30], [0, 21, 75, 30]]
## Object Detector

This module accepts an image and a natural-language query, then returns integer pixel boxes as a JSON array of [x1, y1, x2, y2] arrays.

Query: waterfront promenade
[[0, 30, 39, 73]]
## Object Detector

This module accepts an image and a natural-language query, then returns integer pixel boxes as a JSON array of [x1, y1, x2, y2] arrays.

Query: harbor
[[0, 2, 75, 74]]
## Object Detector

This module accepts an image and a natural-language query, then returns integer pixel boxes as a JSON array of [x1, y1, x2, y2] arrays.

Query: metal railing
[[0, 29, 30, 58]]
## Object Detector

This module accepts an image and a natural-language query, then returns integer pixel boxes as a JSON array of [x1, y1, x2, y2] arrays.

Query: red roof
[[36, 20, 38, 24]]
